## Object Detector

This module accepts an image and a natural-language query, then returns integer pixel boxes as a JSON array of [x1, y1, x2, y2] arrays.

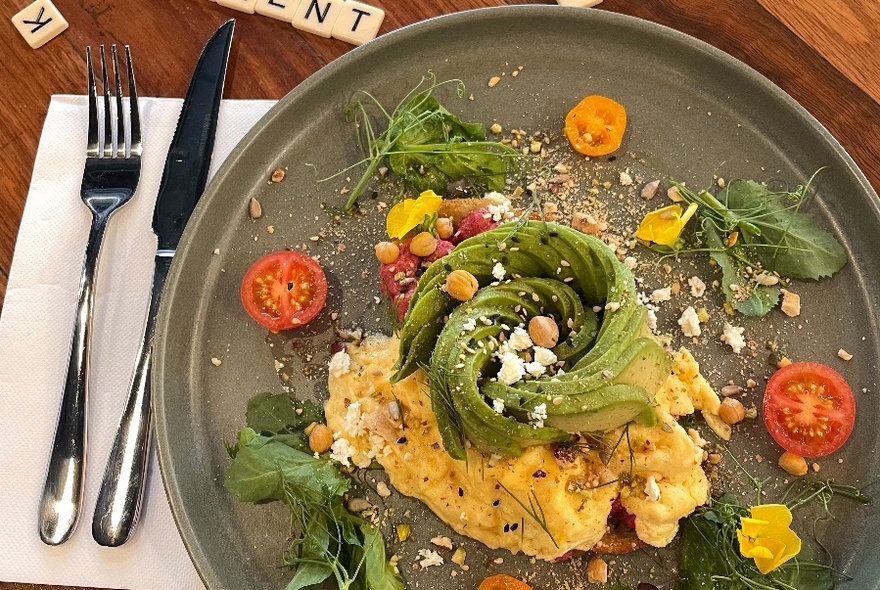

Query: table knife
[[92, 19, 235, 547]]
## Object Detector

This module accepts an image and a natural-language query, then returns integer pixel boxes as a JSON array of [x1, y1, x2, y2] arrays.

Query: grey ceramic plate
[[154, 6, 880, 590]]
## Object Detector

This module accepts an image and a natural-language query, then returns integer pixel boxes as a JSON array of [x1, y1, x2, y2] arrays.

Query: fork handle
[[92, 254, 171, 547], [39, 212, 110, 545]]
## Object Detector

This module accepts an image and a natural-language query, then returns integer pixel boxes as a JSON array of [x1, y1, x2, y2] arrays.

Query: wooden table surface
[[1, 0, 878, 588]]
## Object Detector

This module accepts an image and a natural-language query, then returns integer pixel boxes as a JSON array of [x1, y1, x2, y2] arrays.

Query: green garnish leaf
[[667, 173, 846, 317], [721, 179, 847, 280], [702, 220, 780, 316], [246, 392, 322, 435], [225, 399, 404, 590], [340, 72, 523, 211]]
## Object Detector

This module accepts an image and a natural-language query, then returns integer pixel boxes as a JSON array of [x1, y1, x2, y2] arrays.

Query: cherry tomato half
[[240, 251, 328, 333], [564, 94, 627, 157], [478, 574, 533, 590], [762, 361, 855, 457]]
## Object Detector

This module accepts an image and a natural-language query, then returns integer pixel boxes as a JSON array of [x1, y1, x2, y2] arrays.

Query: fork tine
[[111, 45, 124, 159], [100, 45, 112, 159], [86, 47, 99, 158], [125, 46, 142, 158]]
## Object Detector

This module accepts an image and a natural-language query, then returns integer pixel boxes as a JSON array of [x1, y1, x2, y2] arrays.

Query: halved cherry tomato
[[564, 94, 627, 156], [240, 251, 327, 333], [478, 574, 532, 590], [762, 361, 855, 457]]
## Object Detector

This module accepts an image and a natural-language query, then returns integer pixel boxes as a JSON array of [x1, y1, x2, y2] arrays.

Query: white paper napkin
[[0, 95, 275, 589]]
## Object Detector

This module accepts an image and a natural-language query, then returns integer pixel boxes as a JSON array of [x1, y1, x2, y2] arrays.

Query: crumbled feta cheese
[[492, 261, 506, 281], [720, 323, 747, 354], [650, 287, 672, 303], [497, 352, 526, 385], [462, 316, 477, 332], [688, 276, 706, 298], [329, 350, 351, 378], [623, 256, 638, 270], [330, 438, 356, 467], [525, 361, 547, 378], [508, 326, 533, 351], [484, 192, 513, 221], [492, 398, 506, 414], [646, 308, 658, 332], [678, 306, 702, 338], [644, 476, 661, 502], [533, 346, 558, 366], [619, 171, 634, 186], [418, 549, 445, 568], [529, 403, 548, 428]]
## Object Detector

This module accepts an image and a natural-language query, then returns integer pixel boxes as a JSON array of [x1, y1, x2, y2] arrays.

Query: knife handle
[[92, 254, 172, 547], [39, 212, 110, 545]]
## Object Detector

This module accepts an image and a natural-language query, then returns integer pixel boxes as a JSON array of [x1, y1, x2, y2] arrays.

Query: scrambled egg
[[326, 335, 721, 560]]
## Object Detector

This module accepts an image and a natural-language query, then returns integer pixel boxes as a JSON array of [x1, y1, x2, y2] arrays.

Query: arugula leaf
[[702, 220, 780, 316], [721, 180, 847, 280], [225, 425, 404, 590]]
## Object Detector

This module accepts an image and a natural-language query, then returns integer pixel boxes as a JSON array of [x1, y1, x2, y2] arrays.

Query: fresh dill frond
[[498, 481, 559, 548]]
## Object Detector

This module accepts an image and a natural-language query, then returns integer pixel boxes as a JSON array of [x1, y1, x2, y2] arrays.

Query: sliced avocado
[[543, 384, 657, 432]]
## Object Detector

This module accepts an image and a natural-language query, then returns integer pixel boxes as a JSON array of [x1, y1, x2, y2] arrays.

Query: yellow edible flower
[[736, 504, 801, 574], [635, 202, 698, 246], [386, 190, 443, 239]]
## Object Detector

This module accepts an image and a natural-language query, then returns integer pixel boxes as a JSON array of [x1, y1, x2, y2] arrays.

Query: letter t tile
[[331, 0, 384, 46], [12, 0, 68, 49]]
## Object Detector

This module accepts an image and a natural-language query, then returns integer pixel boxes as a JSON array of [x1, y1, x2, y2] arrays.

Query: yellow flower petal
[[751, 504, 793, 527], [386, 190, 443, 239], [738, 504, 802, 575], [635, 202, 698, 247]]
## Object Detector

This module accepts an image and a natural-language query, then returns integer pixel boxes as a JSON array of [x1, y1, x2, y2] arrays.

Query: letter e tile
[[331, 0, 384, 46], [12, 0, 68, 49], [215, 0, 258, 14], [256, 0, 301, 21], [291, 0, 342, 38]]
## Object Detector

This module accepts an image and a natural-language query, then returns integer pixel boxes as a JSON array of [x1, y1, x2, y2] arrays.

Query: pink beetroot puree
[[380, 209, 500, 321], [453, 207, 500, 243]]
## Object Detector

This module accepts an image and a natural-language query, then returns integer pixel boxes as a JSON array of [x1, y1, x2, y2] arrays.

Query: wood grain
[[759, 0, 880, 103], [1, 0, 878, 588]]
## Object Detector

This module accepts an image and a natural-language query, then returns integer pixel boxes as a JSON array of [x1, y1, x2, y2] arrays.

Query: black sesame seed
[[511, 236, 521, 243], [608, 155, 617, 162], [397, 437, 408, 444], [533, 469, 547, 478], [540, 236, 549, 245], [549, 230, 559, 238], [503, 523, 510, 533], [510, 522, 519, 531], [370, 190, 379, 200], [443, 263, 453, 271], [458, 487, 464, 497], [493, 499, 501, 506]]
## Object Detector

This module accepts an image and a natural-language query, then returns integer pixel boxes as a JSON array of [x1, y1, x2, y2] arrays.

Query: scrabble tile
[[256, 0, 301, 22], [331, 0, 384, 46], [291, 0, 342, 38], [12, 0, 68, 49], [215, 0, 258, 14], [556, 0, 603, 6]]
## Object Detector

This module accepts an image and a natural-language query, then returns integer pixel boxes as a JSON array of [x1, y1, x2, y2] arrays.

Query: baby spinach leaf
[[246, 392, 322, 435]]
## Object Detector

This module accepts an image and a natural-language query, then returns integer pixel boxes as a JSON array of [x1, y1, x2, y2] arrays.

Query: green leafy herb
[[339, 72, 523, 211], [664, 174, 847, 316], [497, 481, 558, 548], [225, 396, 403, 590], [677, 479, 870, 590]]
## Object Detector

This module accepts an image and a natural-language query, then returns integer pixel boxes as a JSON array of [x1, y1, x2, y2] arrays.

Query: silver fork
[[38, 45, 142, 546]]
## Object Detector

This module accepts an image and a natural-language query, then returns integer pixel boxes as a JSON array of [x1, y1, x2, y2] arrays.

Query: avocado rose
[[392, 221, 671, 460]]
